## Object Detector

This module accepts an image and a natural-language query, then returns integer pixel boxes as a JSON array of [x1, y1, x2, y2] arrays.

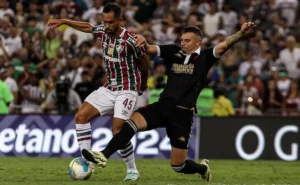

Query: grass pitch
[[0, 158, 299, 185]]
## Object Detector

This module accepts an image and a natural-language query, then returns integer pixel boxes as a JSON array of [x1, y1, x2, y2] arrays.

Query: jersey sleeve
[[135, 46, 145, 58], [158, 44, 181, 61], [204, 46, 222, 71], [156, 44, 181, 66], [92, 25, 105, 40], [126, 36, 146, 58], [128, 43, 145, 58]]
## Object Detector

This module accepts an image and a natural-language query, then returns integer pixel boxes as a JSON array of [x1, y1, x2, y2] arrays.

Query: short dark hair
[[183, 26, 203, 40], [103, 3, 122, 18]]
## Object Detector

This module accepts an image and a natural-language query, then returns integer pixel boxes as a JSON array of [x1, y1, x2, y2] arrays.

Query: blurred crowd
[[0, 0, 299, 116]]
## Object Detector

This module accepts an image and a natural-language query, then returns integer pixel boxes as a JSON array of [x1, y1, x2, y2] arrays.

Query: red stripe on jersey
[[127, 31, 136, 38], [109, 60, 116, 91], [132, 57, 141, 91], [134, 66, 141, 91], [126, 31, 140, 91], [121, 30, 129, 90], [103, 34, 110, 89], [128, 31, 141, 91], [93, 32, 103, 39], [109, 38, 117, 91], [103, 73, 108, 88], [120, 61, 129, 90]]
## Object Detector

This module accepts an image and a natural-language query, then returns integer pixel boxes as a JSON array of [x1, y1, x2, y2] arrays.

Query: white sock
[[118, 142, 138, 173], [76, 123, 91, 158]]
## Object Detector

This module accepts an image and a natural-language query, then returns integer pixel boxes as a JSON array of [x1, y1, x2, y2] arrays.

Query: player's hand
[[46, 19, 64, 29], [134, 35, 146, 48], [240, 22, 256, 35]]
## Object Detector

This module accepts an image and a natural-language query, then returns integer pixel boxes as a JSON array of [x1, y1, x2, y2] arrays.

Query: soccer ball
[[68, 157, 93, 180]]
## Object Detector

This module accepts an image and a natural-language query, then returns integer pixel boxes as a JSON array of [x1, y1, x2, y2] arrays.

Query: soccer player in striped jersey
[[46, 3, 149, 181]]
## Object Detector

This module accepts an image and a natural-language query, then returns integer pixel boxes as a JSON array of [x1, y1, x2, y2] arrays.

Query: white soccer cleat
[[200, 159, 211, 181], [123, 171, 140, 181]]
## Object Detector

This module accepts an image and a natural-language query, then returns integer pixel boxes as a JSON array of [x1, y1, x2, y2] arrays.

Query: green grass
[[0, 158, 299, 185]]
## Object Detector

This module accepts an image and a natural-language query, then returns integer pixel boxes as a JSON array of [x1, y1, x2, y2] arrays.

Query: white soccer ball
[[68, 157, 93, 180]]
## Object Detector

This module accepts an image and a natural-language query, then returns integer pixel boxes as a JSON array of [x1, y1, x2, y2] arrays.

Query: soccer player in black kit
[[82, 22, 256, 181]]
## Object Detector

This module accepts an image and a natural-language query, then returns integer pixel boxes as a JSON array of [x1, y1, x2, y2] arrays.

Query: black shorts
[[135, 102, 194, 149]]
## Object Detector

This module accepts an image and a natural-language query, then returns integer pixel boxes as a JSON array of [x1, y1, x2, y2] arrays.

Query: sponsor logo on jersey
[[127, 37, 136, 44], [172, 63, 194, 74], [94, 26, 104, 32], [104, 55, 121, 63]]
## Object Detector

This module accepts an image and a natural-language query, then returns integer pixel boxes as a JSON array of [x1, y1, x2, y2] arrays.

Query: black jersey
[[157, 45, 220, 108]]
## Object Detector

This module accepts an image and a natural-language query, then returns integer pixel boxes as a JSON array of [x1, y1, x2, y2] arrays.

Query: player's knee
[[111, 119, 139, 135], [112, 117, 126, 135], [130, 113, 147, 131], [171, 162, 186, 173], [112, 127, 121, 135], [75, 112, 89, 124], [123, 119, 139, 133]]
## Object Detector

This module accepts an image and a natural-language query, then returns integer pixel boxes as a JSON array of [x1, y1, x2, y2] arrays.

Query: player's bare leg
[[75, 101, 100, 172], [112, 117, 139, 181], [170, 147, 211, 181]]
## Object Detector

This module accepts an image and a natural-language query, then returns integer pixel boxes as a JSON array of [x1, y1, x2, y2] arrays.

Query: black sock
[[171, 160, 207, 174], [119, 142, 134, 158], [101, 119, 137, 159]]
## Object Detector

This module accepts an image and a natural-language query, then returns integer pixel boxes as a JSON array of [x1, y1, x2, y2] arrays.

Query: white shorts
[[84, 87, 139, 120]]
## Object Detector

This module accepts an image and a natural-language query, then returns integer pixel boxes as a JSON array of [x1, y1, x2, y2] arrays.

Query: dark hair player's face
[[180, 32, 201, 54], [103, 11, 120, 36]]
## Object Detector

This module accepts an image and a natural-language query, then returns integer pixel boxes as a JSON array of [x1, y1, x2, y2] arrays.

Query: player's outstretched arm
[[134, 35, 158, 55], [46, 19, 94, 33], [214, 22, 256, 57]]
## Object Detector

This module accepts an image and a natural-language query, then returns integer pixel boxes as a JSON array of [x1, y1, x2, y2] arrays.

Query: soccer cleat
[[123, 171, 140, 181], [200, 159, 211, 181], [81, 149, 107, 168]]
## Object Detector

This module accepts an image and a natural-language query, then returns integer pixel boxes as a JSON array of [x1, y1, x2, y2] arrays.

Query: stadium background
[[0, 0, 300, 184]]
